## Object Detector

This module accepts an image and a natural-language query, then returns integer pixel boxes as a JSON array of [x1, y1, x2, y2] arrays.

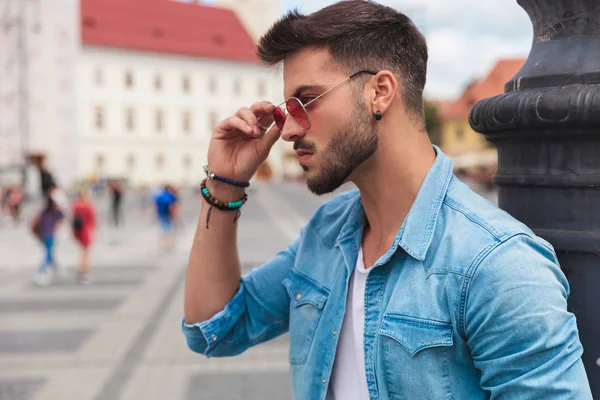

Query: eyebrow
[[289, 84, 327, 99]]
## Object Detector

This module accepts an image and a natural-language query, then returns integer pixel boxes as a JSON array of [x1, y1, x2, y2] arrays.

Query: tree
[[424, 100, 441, 146]]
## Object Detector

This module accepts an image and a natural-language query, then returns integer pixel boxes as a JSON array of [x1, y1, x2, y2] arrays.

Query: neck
[[350, 118, 436, 248]]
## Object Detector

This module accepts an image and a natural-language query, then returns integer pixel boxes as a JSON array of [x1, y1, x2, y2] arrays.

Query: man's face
[[282, 49, 378, 195]]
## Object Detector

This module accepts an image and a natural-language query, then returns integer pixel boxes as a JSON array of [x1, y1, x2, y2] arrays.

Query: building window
[[95, 68, 103, 86], [155, 154, 165, 170], [126, 154, 136, 170], [155, 109, 164, 133], [125, 70, 133, 89], [208, 111, 218, 131], [183, 111, 192, 133], [154, 75, 162, 92], [258, 80, 266, 97], [125, 108, 135, 132], [209, 76, 217, 94], [94, 106, 105, 130], [233, 78, 241, 95], [183, 75, 191, 93]]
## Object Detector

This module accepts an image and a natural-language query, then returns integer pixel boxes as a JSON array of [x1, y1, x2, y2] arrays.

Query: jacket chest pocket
[[282, 269, 329, 365], [379, 314, 454, 400]]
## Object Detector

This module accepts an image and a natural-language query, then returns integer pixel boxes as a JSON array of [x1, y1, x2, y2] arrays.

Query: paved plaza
[[0, 181, 496, 400]]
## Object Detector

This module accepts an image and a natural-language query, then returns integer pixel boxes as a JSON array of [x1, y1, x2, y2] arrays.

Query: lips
[[296, 150, 313, 165], [296, 149, 312, 157]]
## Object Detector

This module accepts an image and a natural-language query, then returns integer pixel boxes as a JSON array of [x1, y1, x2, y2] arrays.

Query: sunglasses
[[272, 70, 377, 131]]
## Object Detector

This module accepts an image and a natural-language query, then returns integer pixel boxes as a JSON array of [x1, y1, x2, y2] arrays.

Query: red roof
[[441, 58, 525, 120], [81, 0, 259, 63]]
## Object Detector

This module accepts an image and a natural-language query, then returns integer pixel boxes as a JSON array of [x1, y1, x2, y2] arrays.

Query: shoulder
[[429, 176, 552, 276], [304, 189, 361, 246]]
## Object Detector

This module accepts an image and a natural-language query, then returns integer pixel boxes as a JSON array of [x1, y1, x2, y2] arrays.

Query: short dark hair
[[258, 0, 428, 120]]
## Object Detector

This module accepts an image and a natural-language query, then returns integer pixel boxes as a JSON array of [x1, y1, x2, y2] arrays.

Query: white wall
[[28, 0, 80, 187], [0, 0, 79, 190], [0, 0, 21, 171], [79, 46, 286, 186]]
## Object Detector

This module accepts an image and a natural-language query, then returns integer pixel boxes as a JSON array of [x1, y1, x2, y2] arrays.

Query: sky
[[280, 0, 533, 99], [185, 0, 534, 99]]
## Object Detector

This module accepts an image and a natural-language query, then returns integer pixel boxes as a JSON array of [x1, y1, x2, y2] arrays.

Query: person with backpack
[[72, 188, 96, 284], [31, 197, 64, 286]]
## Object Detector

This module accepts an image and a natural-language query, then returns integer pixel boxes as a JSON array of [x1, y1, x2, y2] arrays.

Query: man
[[154, 184, 178, 251], [183, 2, 592, 399], [108, 180, 124, 227], [38, 161, 55, 199]]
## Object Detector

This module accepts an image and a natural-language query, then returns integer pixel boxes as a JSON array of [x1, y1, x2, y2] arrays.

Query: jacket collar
[[335, 145, 453, 262]]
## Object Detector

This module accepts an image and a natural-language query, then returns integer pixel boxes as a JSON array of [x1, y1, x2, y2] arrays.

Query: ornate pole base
[[470, 0, 600, 394]]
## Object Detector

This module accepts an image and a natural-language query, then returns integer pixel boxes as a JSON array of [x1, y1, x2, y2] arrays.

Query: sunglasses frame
[[272, 70, 377, 131]]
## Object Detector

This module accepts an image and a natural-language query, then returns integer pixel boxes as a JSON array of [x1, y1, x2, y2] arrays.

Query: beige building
[[1, 0, 291, 190]]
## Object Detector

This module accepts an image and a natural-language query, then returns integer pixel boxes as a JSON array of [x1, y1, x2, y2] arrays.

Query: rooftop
[[81, 0, 259, 63], [441, 58, 525, 120]]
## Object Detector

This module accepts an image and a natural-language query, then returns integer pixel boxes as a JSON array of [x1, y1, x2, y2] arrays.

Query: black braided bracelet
[[203, 165, 250, 188], [200, 179, 248, 229]]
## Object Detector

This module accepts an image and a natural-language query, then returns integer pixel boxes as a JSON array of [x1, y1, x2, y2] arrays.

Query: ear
[[369, 70, 398, 116]]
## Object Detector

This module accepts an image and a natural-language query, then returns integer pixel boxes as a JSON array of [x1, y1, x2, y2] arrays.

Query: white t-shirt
[[326, 247, 370, 400]]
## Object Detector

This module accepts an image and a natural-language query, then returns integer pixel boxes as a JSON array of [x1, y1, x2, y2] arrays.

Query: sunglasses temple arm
[[304, 76, 354, 107]]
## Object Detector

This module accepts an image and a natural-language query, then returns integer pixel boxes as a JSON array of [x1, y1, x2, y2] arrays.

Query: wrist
[[203, 165, 251, 188], [204, 179, 246, 202]]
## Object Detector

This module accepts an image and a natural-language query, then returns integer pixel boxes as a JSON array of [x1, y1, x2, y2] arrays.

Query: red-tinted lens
[[273, 107, 286, 130], [286, 98, 311, 129]]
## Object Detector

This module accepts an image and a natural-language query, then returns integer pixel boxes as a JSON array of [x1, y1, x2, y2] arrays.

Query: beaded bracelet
[[200, 179, 248, 228], [203, 165, 250, 188]]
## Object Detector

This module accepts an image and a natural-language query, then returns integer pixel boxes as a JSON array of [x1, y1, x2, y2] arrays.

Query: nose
[[280, 114, 306, 143]]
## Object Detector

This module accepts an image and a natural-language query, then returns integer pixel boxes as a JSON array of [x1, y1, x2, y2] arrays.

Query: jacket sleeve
[[464, 234, 592, 399], [182, 233, 300, 358]]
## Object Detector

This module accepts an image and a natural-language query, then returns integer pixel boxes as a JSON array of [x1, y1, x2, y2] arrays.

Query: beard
[[305, 101, 378, 195]]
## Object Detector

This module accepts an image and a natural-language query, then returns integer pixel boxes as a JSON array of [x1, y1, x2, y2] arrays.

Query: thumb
[[256, 124, 281, 157]]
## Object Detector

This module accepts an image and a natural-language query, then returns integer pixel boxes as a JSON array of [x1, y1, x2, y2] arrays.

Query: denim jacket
[[183, 147, 592, 399]]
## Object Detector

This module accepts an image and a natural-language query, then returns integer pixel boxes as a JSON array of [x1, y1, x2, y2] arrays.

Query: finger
[[253, 102, 277, 127], [230, 102, 277, 137], [216, 115, 254, 137], [237, 107, 262, 136], [256, 123, 281, 155], [249, 101, 276, 116]]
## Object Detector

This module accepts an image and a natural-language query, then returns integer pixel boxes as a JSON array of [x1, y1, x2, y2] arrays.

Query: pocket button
[[295, 293, 302, 300]]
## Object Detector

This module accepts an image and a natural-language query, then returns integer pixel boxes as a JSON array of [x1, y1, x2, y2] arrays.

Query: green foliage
[[424, 100, 441, 146]]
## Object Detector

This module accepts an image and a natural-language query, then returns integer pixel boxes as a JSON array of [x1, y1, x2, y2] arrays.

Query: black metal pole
[[470, 0, 600, 395]]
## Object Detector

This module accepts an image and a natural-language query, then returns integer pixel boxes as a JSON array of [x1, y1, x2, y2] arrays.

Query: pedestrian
[[108, 180, 124, 227], [31, 196, 64, 286], [7, 185, 24, 224], [182, 2, 592, 399], [108, 180, 123, 227], [72, 187, 96, 284], [38, 160, 56, 199], [0, 185, 10, 226], [154, 184, 179, 252]]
